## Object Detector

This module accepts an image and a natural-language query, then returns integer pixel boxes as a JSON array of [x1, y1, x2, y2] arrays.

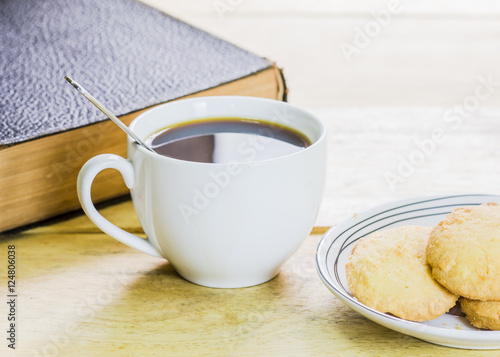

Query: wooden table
[[0, 206, 498, 357], [1, 107, 499, 356], [2, 1, 500, 355]]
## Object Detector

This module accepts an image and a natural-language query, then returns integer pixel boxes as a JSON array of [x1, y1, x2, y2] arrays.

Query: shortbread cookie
[[346, 226, 458, 322], [460, 298, 500, 330], [427, 203, 500, 300]]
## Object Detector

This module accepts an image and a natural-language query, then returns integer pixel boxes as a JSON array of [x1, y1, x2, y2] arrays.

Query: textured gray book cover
[[0, 0, 271, 146]]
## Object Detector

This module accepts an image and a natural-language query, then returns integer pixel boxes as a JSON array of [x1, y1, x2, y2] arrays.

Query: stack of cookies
[[346, 203, 500, 330]]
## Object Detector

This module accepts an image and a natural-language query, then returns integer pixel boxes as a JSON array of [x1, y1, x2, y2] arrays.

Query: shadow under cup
[[113, 96, 325, 288]]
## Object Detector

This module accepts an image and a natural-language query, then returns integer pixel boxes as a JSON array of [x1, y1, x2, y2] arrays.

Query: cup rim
[[128, 96, 326, 165]]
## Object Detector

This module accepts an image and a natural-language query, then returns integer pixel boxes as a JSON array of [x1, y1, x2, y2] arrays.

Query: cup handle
[[77, 154, 162, 258]]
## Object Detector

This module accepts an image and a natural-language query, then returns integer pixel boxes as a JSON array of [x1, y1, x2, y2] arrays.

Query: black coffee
[[145, 118, 311, 163]]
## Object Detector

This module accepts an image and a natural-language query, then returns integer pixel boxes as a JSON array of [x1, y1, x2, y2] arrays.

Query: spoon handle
[[65, 76, 153, 152]]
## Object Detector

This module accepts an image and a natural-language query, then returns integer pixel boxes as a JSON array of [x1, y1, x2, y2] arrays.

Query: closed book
[[0, 0, 286, 232]]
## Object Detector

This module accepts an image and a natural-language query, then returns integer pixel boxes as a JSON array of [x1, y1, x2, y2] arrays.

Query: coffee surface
[[145, 118, 311, 163]]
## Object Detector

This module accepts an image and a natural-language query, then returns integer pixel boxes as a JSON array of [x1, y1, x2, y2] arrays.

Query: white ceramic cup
[[77, 96, 326, 288]]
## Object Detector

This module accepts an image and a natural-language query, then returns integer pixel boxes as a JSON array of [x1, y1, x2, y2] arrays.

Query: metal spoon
[[64, 76, 153, 152]]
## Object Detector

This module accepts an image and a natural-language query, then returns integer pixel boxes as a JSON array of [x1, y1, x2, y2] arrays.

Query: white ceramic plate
[[315, 194, 500, 349]]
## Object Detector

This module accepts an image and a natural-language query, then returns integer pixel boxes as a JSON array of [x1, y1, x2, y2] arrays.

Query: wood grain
[[1, 207, 498, 356], [3, 193, 499, 355], [142, 0, 500, 108], [313, 107, 500, 227]]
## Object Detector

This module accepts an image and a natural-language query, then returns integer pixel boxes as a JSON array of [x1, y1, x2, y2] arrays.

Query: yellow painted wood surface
[[1, 201, 498, 356]]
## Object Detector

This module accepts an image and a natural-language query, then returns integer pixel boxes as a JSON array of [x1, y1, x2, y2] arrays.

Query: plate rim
[[315, 193, 500, 349]]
